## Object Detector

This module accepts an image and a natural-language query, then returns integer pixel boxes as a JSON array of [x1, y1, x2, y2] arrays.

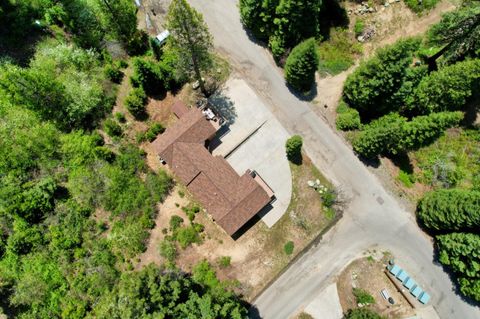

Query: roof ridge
[[217, 183, 261, 224]]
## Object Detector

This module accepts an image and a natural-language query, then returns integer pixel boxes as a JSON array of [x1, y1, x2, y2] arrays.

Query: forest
[[337, 2, 480, 303], [0, 0, 246, 318]]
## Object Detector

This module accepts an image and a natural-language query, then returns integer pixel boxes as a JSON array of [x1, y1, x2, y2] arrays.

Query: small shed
[[171, 100, 189, 119], [155, 30, 170, 46]]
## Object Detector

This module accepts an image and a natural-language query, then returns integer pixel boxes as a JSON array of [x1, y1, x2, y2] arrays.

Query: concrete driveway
[[210, 78, 292, 227]]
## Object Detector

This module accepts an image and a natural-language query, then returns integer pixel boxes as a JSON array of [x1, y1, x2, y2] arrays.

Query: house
[[151, 102, 273, 236]]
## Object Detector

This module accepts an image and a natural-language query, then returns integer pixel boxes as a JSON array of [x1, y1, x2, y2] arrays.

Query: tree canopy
[[284, 38, 319, 91]]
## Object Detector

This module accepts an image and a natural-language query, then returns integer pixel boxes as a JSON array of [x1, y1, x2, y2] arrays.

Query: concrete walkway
[[303, 284, 343, 319], [211, 78, 292, 227]]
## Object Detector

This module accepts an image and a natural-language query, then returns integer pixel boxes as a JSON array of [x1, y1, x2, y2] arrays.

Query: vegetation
[[317, 29, 362, 75], [138, 122, 166, 143], [417, 189, 480, 232], [218, 256, 232, 268], [167, 0, 213, 95], [354, 19, 365, 37], [284, 241, 295, 255], [344, 308, 386, 319], [286, 135, 303, 164], [426, 4, 480, 67], [336, 101, 361, 131], [125, 87, 148, 119], [0, 1, 248, 316], [352, 288, 375, 305], [404, 0, 440, 13], [284, 38, 319, 92], [352, 111, 462, 158], [437, 233, 480, 302], [343, 38, 421, 119]]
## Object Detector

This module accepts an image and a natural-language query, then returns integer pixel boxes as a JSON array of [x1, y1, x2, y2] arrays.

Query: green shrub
[[125, 87, 147, 119], [176, 226, 201, 249], [218, 256, 231, 268], [284, 241, 294, 255], [417, 189, 480, 232], [354, 19, 365, 36], [286, 135, 303, 164], [158, 239, 177, 262], [284, 38, 319, 92], [345, 308, 385, 319], [169, 215, 184, 232], [105, 64, 124, 83], [104, 119, 122, 137], [343, 38, 421, 118], [404, 0, 440, 13], [114, 112, 126, 123], [321, 189, 337, 208], [130, 57, 165, 94], [353, 288, 375, 304], [336, 102, 361, 131], [178, 190, 185, 198]]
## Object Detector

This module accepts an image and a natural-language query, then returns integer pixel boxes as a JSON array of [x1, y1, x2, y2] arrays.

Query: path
[[187, 1, 480, 318]]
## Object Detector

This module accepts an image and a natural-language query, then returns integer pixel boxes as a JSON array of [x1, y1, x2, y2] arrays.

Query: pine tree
[[284, 38, 319, 91], [167, 0, 213, 96]]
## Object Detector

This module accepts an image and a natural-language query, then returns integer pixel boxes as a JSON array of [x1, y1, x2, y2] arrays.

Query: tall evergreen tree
[[284, 38, 319, 91], [97, 0, 138, 44], [167, 0, 213, 95]]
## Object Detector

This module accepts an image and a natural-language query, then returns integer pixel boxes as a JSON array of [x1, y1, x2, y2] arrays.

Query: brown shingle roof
[[171, 100, 189, 119], [151, 108, 216, 164], [150, 107, 271, 236]]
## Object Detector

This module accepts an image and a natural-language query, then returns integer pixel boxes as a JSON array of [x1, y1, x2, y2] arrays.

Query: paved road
[[187, 1, 480, 318]]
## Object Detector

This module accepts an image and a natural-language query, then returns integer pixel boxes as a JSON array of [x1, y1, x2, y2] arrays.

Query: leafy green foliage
[[352, 111, 462, 158], [286, 135, 303, 164], [427, 5, 480, 64], [437, 233, 480, 302], [284, 38, 319, 91], [354, 19, 365, 36], [167, 0, 213, 94], [176, 226, 202, 249], [137, 122, 165, 143], [353, 288, 375, 305], [417, 189, 480, 232], [104, 118, 122, 137], [170, 215, 185, 232], [284, 241, 294, 255], [90, 263, 247, 318], [125, 87, 147, 119], [105, 64, 124, 84], [343, 38, 421, 118], [408, 59, 480, 114], [336, 101, 361, 131], [397, 170, 415, 188], [97, 0, 137, 44], [158, 239, 177, 262], [345, 308, 386, 319], [404, 0, 440, 13], [130, 57, 166, 95]]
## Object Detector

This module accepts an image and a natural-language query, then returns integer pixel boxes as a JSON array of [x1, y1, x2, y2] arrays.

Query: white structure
[[155, 30, 170, 46]]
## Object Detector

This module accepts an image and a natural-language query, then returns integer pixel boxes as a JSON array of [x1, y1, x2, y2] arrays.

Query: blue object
[[403, 278, 416, 290], [419, 292, 431, 304], [389, 264, 402, 276], [411, 285, 423, 298], [397, 271, 409, 282]]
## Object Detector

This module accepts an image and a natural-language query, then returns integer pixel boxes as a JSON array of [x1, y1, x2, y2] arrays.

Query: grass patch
[[411, 129, 480, 189], [284, 241, 294, 255], [317, 29, 362, 76], [353, 288, 375, 305], [397, 169, 415, 188]]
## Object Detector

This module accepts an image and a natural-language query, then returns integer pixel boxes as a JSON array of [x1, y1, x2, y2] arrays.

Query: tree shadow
[[286, 81, 318, 102], [208, 90, 237, 125], [357, 154, 381, 168], [318, 0, 350, 40], [388, 152, 414, 174], [247, 304, 262, 319], [0, 31, 45, 66]]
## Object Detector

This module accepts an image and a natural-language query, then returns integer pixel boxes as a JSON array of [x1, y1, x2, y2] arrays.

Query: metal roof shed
[[397, 270, 409, 282], [419, 292, 431, 304], [389, 264, 402, 276], [403, 278, 416, 290], [410, 285, 423, 298]]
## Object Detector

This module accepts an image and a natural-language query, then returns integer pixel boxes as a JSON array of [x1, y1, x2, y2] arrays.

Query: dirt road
[[186, 1, 480, 318]]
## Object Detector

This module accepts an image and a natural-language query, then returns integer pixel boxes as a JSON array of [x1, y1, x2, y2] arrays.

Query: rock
[[357, 35, 365, 42], [389, 0, 395, 4], [192, 80, 200, 90], [315, 179, 320, 186], [307, 180, 315, 187], [384, 2, 390, 7], [368, 7, 375, 12]]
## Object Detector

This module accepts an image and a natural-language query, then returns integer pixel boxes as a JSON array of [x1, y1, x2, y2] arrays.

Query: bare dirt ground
[[337, 255, 415, 318], [136, 150, 336, 301]]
